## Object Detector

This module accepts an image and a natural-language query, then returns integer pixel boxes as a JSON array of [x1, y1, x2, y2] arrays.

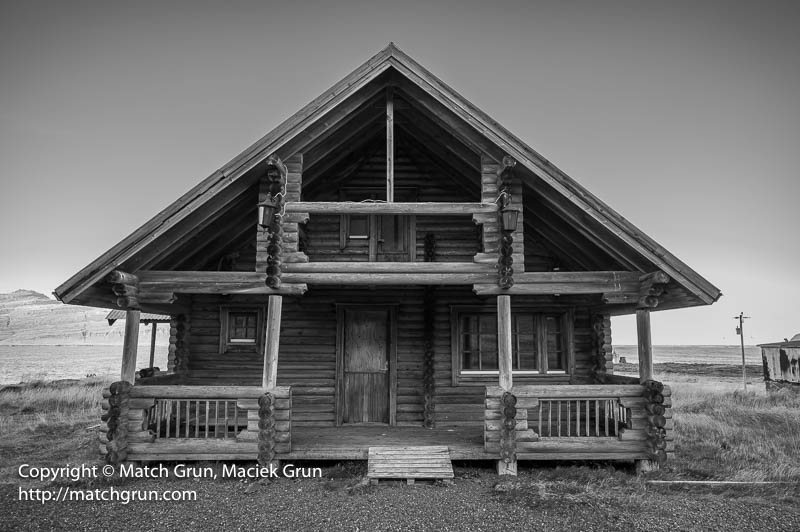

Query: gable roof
[[54, 43, 721, 308]]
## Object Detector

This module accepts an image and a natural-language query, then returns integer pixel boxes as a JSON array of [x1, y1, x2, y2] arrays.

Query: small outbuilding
[[760, 334, 800, 392]]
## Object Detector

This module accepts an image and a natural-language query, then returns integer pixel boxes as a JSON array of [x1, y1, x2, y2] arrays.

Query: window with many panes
[[220, 306, 263, 353], [229, 312, 258, 343], [453, 308, 570, 380]]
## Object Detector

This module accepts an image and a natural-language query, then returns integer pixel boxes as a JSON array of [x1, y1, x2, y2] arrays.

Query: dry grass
[[667, 382, 800, 481], [0, 378, 110, 480]]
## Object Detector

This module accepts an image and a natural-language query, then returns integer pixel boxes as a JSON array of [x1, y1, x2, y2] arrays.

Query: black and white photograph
[[2, 1, 798, 530]]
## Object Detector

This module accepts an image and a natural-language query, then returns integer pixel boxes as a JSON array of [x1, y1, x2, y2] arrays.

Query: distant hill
[[0, 290, 168, 345]]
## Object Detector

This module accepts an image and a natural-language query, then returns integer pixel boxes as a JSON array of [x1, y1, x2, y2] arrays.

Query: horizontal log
[[485, 419, 528, 431], [486, 384, 644, 398], [283, 273, 496, 285], [485, 397, 538, 409], [107, 270, 139, 285], [473, 272, 640, 296], [516, 438, 648, 453], [128, 453, 258, 461], [516, 452, 650, 460], [130, 385, 290, 400], [238, 398, 292, 410], [137, 272, 307, 296], [127, 439, 289, 454], [640, 271, 670, 285], [286, 202, 496, 215], [283, 262, 493, 274], [484, 408, 529, 420]]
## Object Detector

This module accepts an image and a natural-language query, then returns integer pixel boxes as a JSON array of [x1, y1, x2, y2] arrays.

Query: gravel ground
[[3, 464, 799, 531]]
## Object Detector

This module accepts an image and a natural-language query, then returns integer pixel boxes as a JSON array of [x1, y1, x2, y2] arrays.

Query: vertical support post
[[636, 309, 653, 383], [121, 310, 141, 384], [498, 295, 513, 390], [262, 295, 283, 389], [149, 322, 157, 368], [386, 86, 394, 202]]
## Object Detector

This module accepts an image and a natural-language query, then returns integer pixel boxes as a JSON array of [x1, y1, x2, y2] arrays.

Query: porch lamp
[[500, 205, 520, 233], [258, 196, 281, 229], [258, 155, 288, 229]]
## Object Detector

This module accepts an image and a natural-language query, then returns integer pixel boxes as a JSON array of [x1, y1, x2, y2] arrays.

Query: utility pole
[[734, 312, 750, 390]]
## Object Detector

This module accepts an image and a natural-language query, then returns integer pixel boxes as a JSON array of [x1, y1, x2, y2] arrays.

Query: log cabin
[[55, 43, 721, 476]]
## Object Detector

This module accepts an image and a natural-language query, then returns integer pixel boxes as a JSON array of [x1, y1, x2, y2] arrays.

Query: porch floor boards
[[283, 425, 492, 460]]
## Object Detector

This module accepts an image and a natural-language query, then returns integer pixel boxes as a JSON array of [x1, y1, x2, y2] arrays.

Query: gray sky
[[1, 0, 798, 345]]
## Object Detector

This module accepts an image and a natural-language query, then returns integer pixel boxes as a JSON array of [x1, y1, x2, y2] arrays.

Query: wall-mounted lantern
[[500, 206, 519, 233], [258, 196, 281, 228]]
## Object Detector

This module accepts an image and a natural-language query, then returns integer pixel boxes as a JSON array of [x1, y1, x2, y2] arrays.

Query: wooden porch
[[285, 425, 488, 460]]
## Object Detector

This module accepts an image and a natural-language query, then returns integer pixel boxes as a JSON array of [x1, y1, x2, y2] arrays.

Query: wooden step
[[367, 446, 454, 484]]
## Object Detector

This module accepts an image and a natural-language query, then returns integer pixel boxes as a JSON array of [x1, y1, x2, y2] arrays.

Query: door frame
[[335, 303, 398, 426]]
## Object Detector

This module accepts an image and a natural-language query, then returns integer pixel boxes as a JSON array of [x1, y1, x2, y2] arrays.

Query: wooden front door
[[337, 307, 395, 425]]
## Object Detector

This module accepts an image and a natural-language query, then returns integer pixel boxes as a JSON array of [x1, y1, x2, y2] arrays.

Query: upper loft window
[[338, 187, 417, 260], [347, 215, 370, 240], [220, 306, 263, 352]]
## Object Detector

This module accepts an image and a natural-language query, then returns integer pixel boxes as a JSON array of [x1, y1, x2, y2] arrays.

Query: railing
[[485, 384, 663, 461], [145, 399, 246, 440], [100, 384, 292, 462], [535, 398, 627, 438]]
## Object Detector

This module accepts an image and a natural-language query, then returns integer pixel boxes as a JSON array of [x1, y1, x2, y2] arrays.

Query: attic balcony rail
[[284, 201, 497, 216]]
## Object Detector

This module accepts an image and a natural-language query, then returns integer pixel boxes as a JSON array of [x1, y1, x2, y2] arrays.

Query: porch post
[[262, 295, 283, 389], [497, 295, 513, 390], [148, 322, 157, 368], [121, 310, 140, 384], [497, 294, 517, 476], [636, 309, 654, 383]]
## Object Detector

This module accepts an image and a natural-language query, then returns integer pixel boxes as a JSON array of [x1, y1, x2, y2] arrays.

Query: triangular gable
[[55, 43, 721, 307]]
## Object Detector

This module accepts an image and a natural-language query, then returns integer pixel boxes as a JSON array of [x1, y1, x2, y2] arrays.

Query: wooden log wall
[[238, 387, 292, 457], [301, 148, 480, 263], [301, 215, 479, 263], [99, 384, 156, 461], [472, 155, 524, 269], [590, 314, 614, 380], [168, 314, 190, 372], [256, 154, 307, 270], [484, 387, 539, 454], [473, 155, 500, 264], [182, 288, 601, 429], [616, 384, 674, 461]]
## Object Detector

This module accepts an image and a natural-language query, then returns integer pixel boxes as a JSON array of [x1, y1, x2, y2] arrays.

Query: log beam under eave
[[474, 271, 641, 296], [136, 271, 307, 296], [285, 202, 495, 215]]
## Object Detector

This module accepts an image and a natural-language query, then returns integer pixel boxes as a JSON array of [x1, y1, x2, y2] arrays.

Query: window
[[229, 312, 258, 343], [220, 306, 264, 352], [337, 187, 417, 261], [453, 308, 572, 381], [347, 215, 369, 240]]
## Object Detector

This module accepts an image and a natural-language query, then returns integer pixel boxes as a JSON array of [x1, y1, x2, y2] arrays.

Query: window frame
[[450, 305, 574, 385], [219, 305, 265, 354], [337, 187, 417, 261]]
